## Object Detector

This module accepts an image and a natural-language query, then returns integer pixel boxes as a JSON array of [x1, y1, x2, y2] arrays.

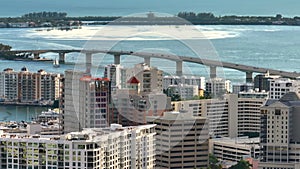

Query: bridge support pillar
[[114, 55, 120, 64], [59, 53, 65, 63], [85, 53, 92, 74], [176, 61, 183, 76], [246, 72, 253, 83], [144, 57, 150, 66], [210, 66, 217, 79], [33, 53, 40, 59]]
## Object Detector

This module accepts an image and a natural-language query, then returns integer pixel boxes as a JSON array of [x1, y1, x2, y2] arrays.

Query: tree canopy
[[0, 43, 11, 51], [228, 160, 251, 169]]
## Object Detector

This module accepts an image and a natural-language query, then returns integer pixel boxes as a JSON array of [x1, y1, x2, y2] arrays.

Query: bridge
[[10, 49, 300, 82]]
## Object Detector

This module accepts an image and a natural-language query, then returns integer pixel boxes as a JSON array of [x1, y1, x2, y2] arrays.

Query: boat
[[53, 59, 60, 68], [37, 109, 60, 121]]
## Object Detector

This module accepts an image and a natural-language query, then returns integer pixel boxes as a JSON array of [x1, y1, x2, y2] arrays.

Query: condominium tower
[[147, 111, 209, 169]]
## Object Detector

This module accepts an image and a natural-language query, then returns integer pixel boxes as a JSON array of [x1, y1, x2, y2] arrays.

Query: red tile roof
[[127, 76, 140, 84]]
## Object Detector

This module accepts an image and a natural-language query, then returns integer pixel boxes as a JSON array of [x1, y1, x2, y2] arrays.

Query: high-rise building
[[147, 111, 209, 169], [109, 63, 170, 127], [0, 124, 156, 169], [0, 68, 62, 102], [259, 92, 300, 169], [78, 75, 111, 129], [18, 67, 39, 102], [63, 70, 85, 133], [172, 94, 266, 138], [63, 70, 111, 132], [38, 69, 62, 101], [0, 68, 18, 101], [112, 88, 171, 126], [126, 63, 163, 93], [205, 78, 231, 98], [269, 78, 300, 99], [104, 64, 126, 91]]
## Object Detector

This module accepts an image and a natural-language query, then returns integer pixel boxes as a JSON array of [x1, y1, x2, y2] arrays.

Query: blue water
[[1, 0, 300, 17], [1, 25, 300, 121], [1, 25, 300, 82], [0, 106, 49, 122]]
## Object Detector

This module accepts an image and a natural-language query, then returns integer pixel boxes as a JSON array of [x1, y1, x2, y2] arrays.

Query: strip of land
[[0, 12, 300, 28]]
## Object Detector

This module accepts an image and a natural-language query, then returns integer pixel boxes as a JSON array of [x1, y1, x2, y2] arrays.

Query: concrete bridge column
[[210, 66, 217, 79], [59, 53, 66, 63], [85, 53, 92, 74], [114, 54, 120, 64], [246, 72, 253, 83], [176, 61, 183, 76], [144, 57, 151, 66], [33, 53, 40, 59]]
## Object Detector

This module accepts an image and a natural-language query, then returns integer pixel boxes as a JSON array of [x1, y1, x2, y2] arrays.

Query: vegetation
[[163, 88, 181, 101], [22, 12, 67, 19], [0, 11, 300, 27], [177, 12, 300, 25], [208, 154, 222, 169], [228, 160, 252, 169], [0, 43, 24, 60], [191, 95, 212, 100], [0, 43, 12, 51]]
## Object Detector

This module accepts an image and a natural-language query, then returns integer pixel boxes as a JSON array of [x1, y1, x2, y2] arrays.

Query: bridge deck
[[10, 49, 300, 79]]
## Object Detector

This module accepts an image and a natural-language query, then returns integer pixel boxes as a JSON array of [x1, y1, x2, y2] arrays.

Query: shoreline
[[0, 102, 53, 107]]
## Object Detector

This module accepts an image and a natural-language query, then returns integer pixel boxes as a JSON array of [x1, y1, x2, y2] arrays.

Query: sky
[[1, 0, 300, 17]]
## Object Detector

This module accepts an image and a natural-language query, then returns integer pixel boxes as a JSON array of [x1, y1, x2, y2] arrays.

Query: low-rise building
[[238, 89, 269, 99], [163, 75, 205, 90], [210, 137, 260, 163], [269, 78, 300, 99]]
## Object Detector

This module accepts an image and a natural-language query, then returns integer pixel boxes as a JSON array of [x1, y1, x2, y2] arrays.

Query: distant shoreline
[[0, 12, 300, 28]]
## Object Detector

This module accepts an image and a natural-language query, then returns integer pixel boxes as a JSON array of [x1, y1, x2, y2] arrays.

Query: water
[[1, 25, 300, 121], [0, 105, 50, 122], [1, 25, 300, 81]]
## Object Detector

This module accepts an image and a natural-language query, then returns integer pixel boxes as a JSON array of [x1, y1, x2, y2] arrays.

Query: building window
[[275, 109, 281, 116]]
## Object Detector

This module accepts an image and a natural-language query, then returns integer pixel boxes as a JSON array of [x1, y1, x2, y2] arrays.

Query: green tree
[[228, 160, 251, 169], [0, 43, 11, 51], [208, 154, 222, 169]]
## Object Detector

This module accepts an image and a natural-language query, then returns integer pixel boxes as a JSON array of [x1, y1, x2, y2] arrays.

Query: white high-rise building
[[38, 69, 62, 101], [0, 68, 18, 101], [126, 63, 163, 93], [104, 64, 126, 91], [269, 78, 300, 99], [0, 124, 156, 169], [63, 70, 85, 133], [172, 94, 266, 138]]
